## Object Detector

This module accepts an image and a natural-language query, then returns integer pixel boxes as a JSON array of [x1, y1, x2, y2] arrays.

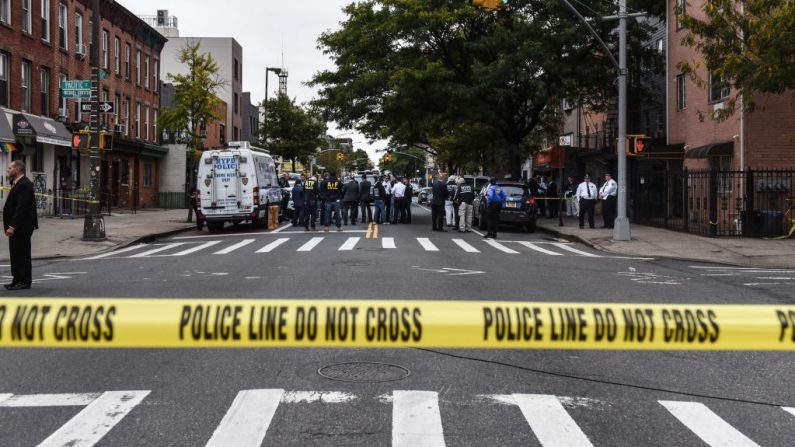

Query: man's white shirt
[[576, 182, 597, 199], [600, 179, 617, 199], [392, 182, 406, 198]]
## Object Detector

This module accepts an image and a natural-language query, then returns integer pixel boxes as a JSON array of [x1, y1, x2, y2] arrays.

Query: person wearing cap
[[483, 177, 507, 238], [599, 172, 618, 228], [320, 172, 344, 232], [454, 176, 475, 232], [576, 174, 598, 229], [445, 175, 457, 227], [302, 175, 320, 231]]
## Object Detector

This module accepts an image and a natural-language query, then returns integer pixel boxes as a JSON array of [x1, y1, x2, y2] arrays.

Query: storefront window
[[143, 163, 152, 187]]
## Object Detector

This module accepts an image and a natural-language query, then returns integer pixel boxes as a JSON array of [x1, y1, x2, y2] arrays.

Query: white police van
[[196, 141, 282, 231]]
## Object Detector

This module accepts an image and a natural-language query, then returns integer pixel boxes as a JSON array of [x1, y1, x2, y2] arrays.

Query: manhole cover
[[318, 362, 411, 383]]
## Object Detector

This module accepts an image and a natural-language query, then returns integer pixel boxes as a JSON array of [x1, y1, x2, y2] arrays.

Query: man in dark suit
[[4, 160, 38, 290], [431, 173, 448, 231]]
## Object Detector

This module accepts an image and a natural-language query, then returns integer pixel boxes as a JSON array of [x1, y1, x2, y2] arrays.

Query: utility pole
[[262, 67, 281, 146], [83, 0, 105, 240]]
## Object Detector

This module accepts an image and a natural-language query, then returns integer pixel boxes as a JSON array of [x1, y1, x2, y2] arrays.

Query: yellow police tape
[[1, 299, 794, 350], [0, 186, 100, 204]]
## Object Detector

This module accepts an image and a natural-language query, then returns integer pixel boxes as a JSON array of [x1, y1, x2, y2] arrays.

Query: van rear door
[[205, 152, 243, 215]]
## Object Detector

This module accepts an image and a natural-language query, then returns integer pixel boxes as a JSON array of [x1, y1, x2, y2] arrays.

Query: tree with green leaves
[[262, 93, 326, 173], [159, 41, 225, 221], [678, 0, 795, 120], [311, 0, 661, 178]]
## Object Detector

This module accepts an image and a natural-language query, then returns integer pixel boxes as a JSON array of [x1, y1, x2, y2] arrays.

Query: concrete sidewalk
[[0, 209, 195, 261], [536, 215, 795, 269]]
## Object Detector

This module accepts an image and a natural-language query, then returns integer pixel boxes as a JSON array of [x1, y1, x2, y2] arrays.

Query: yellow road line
[[373, 224, 378, 239], [365, 223, 373, 239]]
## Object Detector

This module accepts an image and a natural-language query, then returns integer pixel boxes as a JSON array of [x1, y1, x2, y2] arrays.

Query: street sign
[[99, 69, 108, 80], [80, 102, 114, 113], [63, 89, 91, 99], [61, 80, 91, 90]]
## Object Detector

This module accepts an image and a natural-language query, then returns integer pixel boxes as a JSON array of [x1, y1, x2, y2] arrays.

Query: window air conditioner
[[76, 44, 87, 59]]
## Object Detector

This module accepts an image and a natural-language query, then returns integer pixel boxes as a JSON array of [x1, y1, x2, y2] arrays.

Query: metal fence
[[631, 168, 794, 238], [157, 192, 188, 209]]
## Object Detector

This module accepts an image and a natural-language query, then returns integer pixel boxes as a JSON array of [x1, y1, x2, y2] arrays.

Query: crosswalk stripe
[[255, 238, 290, 253], [784, 407, 795, 417], [214, 239, 256, 255], [392, 390, 445, 447], [0, 393, 99, 407], [513, 394, 593, 447], [339, 237, 360, 251], [167, 241, 222, 256], [82, 244, 146, 260], [383, 237, 396, 249], [417, 238, 439, 251], [0, 394, 12, 405], [659, 401, 760, 447], [297, 237, 324, 252], [38, 391, 150, 447], [485, 239, 519, 254], [452, 239, 480, 253], [206, 389, 284, 447], [550, 243, 601, 257], [518, 241, 564, 256], [128, 243, 187, 258]]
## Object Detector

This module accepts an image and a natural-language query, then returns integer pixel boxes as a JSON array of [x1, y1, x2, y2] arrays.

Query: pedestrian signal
[[72, 132, 91, 152], [470, 0, 508, 11], [626, 134, 647, 156]]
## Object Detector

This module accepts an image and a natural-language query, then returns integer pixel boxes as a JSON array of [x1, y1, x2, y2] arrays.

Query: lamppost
[[83, 0, 106, 240], [262, 67, 282, 145]]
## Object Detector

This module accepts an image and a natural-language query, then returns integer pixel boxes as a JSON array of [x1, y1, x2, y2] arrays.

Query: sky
[[128, 0, 384, 162]]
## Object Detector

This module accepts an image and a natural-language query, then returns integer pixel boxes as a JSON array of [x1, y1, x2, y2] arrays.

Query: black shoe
[[579, 226, 584, 229], [7, 283, 30, 290], [4, 283, 16, 289]]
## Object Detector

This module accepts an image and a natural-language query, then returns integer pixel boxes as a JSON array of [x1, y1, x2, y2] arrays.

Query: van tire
[[207, 221, 224, 232]]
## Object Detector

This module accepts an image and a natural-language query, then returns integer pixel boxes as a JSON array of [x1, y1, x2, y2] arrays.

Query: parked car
[[472, 182, 536, 232], [410, 183, 421, 196], [418, 187, 432, 204]]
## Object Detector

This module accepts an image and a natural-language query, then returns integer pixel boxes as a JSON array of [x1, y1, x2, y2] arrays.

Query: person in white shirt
[[599, 173, 618, 228], [576, 174, 598, 229], [391, 178, 407, 223], [445, 175, 457, 227]]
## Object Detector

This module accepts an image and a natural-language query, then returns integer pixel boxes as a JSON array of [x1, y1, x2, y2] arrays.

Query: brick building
[[0, 0, 167, 214]]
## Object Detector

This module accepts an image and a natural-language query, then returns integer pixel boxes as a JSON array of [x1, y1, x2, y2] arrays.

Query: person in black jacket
[[358, 177, 372, 224], [3, 160, 38, 290], [320, 172, 343, 231], [342, 175, 359, 225], [431, 173, 448, 231], [372, 177, 387, 224], [302, 175, 319, 231], [402, 178, 412, 224]]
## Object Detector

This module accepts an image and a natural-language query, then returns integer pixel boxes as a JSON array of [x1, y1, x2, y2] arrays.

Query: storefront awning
[[12, 112, 71, 147], [684, 141, 733, 159], [0, 108, 14, 143]]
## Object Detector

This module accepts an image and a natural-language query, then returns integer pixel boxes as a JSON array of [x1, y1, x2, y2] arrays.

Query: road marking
[[471, 229, 485, 236], [550, 243, 600, 257], [383, 237, 396, 249], [167, 241, 222, 256], [690, 266, 795, 273], [518, 241, 563, 256], [38, 391, 150, 447], [417, 238, 439, 251], [366, 223, 373, 238], [214, 239, 256, 254], [784, 407, 795, 417], [452, 239, 480, 253], [392, 390, 445, 447], [206, 389, 284, 447], [297, 237, 324, 252], [128, 243, 187, 258], [82, 244, 146, 260], [339, 237, 360, 251], [0, 393, 99, 407], [373, 224, 379, 238], [659, 401, 759, 447], [255, 238, 290, 253], [485, 239, 519, 254], [281, 391, 357, 404], [0, 394, 10, 405], [270, 223, 292, 233], [513, 394, 593, 447]]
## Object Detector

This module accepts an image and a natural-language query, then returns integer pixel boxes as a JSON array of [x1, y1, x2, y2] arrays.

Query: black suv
[[472, 182, 536, 232]]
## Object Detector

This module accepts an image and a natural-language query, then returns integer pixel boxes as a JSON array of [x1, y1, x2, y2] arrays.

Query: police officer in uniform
[[320, 172, 343, 232], [484, 177, 506, 239], [302, 175, 319, 231]]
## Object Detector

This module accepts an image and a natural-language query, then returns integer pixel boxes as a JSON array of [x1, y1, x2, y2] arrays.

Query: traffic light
[[383, 153, 393, 162], [336, 152, 345, 161], [470, 0, 508, 11], [72, 132, 91, 152]]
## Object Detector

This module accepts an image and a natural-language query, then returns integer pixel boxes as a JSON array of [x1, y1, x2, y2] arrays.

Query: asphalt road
[[1, 202, 793, 446]]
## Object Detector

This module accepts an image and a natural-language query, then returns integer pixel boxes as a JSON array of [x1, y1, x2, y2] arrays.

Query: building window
[[676, 0, 686, 31], [123, 98, 129, 134], [135, 102, 140, 138], [144, 105, 149, 140], [102, 30, 109, 69], [32, 145, 44, 172], [153, 109, 158, 143], [114, 37, 120, 74], [21, 61, 31, 112], [233, 92, 239, 114], [41, 0, 50, 42], [234, 58, 239, 80], [0, 53, 8, 108], [58, 3, 67, 50], [143, 163, 152, 187], [74, 11, 82, 49], [709, 70, 730, 103], [0, 0, 10, 25], [124, 43, 130, 79], [676, 74, 686, 111], [22, 0, 32, 33], [234, 126, 239, 141], [153, 59, 158, 93], [40, 67, 49, 116], [144, 55, 150, 89], [219, 124, 225, 145], [114, 93, 120, 127], [135, 49, 141, 85]]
